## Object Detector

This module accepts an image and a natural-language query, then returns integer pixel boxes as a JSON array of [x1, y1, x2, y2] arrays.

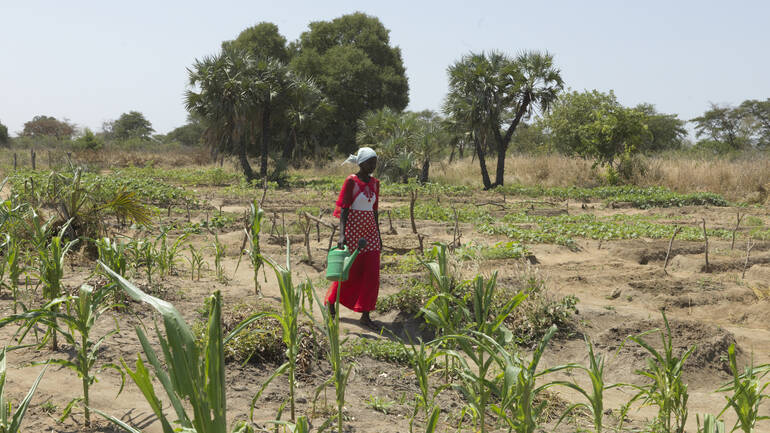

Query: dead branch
[[663, 225, 682, 274], [743, 237, 756, 279], [302, 213, 313, 264], [259, 177, 269, 209], [303, 212, 335, 229], [702, 219, 709, 273], [387, 210, 397, 235], [731, 212, 744, 250], [410, 190, 418, 234], [452, 208, 461, 248]]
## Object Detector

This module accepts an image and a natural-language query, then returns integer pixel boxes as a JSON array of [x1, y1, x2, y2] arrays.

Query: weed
[[366, 395, 396, 415]]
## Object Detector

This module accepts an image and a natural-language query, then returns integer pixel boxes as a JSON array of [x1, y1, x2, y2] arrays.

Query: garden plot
[[1, 168, 769, 432]]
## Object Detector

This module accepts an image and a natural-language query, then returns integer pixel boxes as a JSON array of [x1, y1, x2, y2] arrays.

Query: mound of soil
[[609, 240, 704, 265], [596, 318, 738, 374]]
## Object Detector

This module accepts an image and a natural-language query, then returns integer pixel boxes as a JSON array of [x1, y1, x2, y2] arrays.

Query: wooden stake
[[731, 212, 744, 250], [663, 226, 682, 274], [702, 219, 709, 272], [387, 210, 397, 235], [13, 153, 17, 171], [303, 214, 313, 264], [409, 190, 418, 234], [743, 237, 756, 279], [452, 207, 461, 248], [30, 148, 36, 170]]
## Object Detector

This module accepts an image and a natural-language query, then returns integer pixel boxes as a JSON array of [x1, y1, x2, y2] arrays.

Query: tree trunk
[[419, 159, 430, 184], [261, 106, 271, 179], [239, 139, 256, 181], [282, 128, 295, 162], [475, 134, 492, 189], [494, 144, 507, 187]]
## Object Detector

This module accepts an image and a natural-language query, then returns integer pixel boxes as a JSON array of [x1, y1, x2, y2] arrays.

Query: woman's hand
[[337, 235, 346, 250]]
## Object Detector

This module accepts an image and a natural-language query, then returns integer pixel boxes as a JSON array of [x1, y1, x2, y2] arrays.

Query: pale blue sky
[[1, 0, 768, 137]]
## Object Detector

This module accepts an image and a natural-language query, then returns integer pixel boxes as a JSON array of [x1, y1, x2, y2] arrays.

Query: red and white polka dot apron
[[326, 175, 381, 312]]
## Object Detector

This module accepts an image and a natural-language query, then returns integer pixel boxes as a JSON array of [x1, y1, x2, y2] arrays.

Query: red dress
[[325, 175, 381, 312]]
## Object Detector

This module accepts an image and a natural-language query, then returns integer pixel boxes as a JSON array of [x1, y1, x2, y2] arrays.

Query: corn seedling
[[404, 339, 445, 433], [628, 311, 694, 433], [716, 344, 770, 433], [213, 234, 228, 284], [98, 262, 266, 433], [1, 235, 24, 313], [244, 200, 266, 297], [35, 218, 77, 350], [244, 239, 307, 422], [441, 273, 526, 433], [309, 273, 352, 433], [697, 414, 726, 433], [154, 226, 188, 278], [554, 336, 620, 433], [0, 284, 123, 426], [419, 242, 465, 384], [96, 237, 128, 278], [478, 324, 574, 433], [186, 244, 206, 281], [0, 347, 48, 433], [366, 395, 396, 415]]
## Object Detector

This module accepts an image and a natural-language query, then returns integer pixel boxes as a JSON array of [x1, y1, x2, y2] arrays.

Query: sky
[[1, 0, 768, 137]]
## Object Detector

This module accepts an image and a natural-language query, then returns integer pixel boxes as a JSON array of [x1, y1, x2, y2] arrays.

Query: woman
[[325, 147, 382, 328]]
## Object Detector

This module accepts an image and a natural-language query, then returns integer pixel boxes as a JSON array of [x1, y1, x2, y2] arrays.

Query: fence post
[[31, 148, 36, 170], [13, 153, 17, 170]]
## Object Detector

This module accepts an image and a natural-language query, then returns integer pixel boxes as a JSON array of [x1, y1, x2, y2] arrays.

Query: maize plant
[[35, 218, 78, 351], [553, 336, 621, 433], [309, 273, 352, 433], [244, 200, 265, 297], [186, 244, 206, 281], [0, 284, 123, 427], [245, 238, 307, 422], [1, 235, 24, 313], [96, 237, 128, 278], [0, 347, 48, 433], [97, 262, 267, 433], [628, 311, 694, 433], [717, 344, 770, 433], [697, 414, 726, 433]]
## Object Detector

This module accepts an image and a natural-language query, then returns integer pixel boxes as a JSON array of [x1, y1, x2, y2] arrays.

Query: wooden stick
[[303, 212, 334, 228], [259, 177, 269, 209], [387, 210, 397, 235], [409, 190, 418, 234], [743, 237, 756, 279], [303, 214, 313, 264], [702, 219, 709, 272], [731, 212, 744, 250], [663, 226, 682, 274], [452, 208, 461, 248], [327, 225, 338, 252]]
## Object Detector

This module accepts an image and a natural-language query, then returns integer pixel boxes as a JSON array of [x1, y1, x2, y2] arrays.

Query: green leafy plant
[[442, 273, 526, 433], [96, 237, 128, 277], [554, 336, 620, 432], [308, 274, 352, 433], [154, 226, 188, 278], [404, 339, 445, 433], [1, 284, 123, 426], [186, 244, 206, 281], [0, 347, 48, 433], [697, 414, 726, 433], [366, 395, 396, 415], [97, 263, 262, 433], [243, 200, 265, 297], [628, 311, 694, 433], [34, 218, 78, 350], [716, 344, 770, 433], [212, 234, 228, 284]]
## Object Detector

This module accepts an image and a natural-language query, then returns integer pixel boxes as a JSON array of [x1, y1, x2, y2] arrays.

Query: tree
[[634, 103, 687, 152], [110, 111, 154, 141], [546, 90, 651, 167], [22, 115, 75, 140], [444, 51, 563, 188], [737, 99, 770, 148], [0, 120, 8, 146], [291, 12, 409, 153], [75, 128, 102, 150], [186, 45, 299, 180], [166, 116, 205, 146], [284, 76, 330, 163], [224, 22, 289, 63]]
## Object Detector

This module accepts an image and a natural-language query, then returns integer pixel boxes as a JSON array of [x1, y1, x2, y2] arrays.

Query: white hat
[[343, 147, 377, 165]]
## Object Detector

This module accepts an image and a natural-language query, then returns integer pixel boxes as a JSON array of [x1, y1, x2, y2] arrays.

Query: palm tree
[[284, 76, 330, 164], [445, 51, 563, 188], [186, 46, 296, 181]]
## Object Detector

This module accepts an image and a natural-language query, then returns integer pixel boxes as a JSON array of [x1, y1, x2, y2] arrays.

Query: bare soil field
[[2, 169, 769, 433]]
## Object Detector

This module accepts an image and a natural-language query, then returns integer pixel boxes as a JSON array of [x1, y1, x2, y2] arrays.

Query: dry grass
[[4, 143, 770, 202], [305, 152, 770, 201]]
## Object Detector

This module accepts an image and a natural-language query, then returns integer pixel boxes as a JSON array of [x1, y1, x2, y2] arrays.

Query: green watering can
[[326, 238, 367, 282]]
